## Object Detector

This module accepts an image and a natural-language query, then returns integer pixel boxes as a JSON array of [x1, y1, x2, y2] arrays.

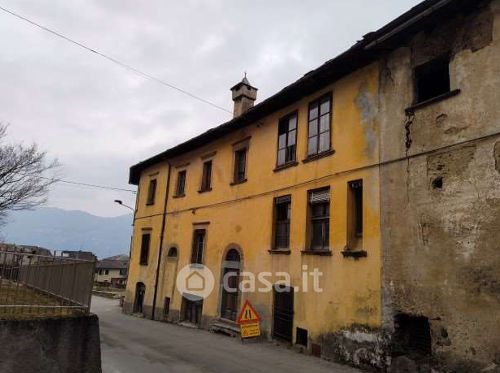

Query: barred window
[[274, 195, 291, 249]]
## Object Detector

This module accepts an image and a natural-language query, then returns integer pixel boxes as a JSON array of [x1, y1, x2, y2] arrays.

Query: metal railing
[[0, 249, 96, 318]]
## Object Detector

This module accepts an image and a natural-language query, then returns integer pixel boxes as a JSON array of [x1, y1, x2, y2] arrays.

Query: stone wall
[[379, 0, 500, 371], [0, 314, 102, 373]]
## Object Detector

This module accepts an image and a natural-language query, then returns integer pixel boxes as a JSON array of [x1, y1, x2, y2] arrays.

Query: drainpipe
[[151, 161, 172, 320]]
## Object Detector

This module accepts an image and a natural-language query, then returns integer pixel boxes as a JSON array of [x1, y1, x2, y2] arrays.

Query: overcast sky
[[0, 0, 421, 217]]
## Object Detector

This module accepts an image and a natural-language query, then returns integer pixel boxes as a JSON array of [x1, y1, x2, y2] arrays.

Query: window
[[200, 161, 212, 192], [308, 188, 330, 251], [146, 179, 157, 205], [414, 56, 450, 103], [307, 95, 331, 157], [104, 269, 109, 275], [163, 297, 170, 319], [277, 113, 297, 167], [347, 180, 363, 249], [191, 229, 206, 264], [139, 233, 151, 265], [176, 170, 186, 196], [274, 195, 291, 249], [233, 148, 247, 183]]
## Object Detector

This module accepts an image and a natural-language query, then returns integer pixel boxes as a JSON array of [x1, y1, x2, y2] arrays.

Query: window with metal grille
[[309, 188, 330, 251], [307, 94, 331, 157], [277, 113, 297, 166], [347, 180, 363, 248], [176, 170, 186, 196], [414, 56, 450, 103], [139, 233, 150, 265], [274, 195, 291, 249], [233, 148, 247, 183], [146, 179, 157, 205], [200, 160, 212, 192], [191, 229, 206, 264]]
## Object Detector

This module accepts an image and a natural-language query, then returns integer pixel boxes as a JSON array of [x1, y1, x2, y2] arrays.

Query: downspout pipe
[[151, 161, 171, 320]]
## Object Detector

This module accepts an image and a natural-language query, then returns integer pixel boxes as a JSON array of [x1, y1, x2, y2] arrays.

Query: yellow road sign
[[240, 322, 261, 338]]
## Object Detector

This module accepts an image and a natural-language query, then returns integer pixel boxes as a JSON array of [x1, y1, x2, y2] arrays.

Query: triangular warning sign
[[237, 300, 260, 324]]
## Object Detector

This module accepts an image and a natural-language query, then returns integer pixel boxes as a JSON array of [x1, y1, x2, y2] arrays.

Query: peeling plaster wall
[[380, 0, 500, 371]]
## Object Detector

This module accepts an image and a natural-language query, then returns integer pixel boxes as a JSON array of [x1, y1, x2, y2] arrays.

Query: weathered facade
[[124, 0, 500, 371]]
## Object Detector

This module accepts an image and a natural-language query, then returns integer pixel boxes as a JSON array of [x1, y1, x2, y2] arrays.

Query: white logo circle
[[176, 264, 215, 300]]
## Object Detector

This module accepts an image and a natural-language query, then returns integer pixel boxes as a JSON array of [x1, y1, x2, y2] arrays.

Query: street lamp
[[114, 199, 134, 212]]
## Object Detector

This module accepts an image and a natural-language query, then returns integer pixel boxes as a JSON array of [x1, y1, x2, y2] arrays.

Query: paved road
[[92, 296, 362, 373]]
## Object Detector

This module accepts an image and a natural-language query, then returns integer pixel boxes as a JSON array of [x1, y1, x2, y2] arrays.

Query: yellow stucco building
[[125, 55, 383, 354], [123, 1, 500, 370]]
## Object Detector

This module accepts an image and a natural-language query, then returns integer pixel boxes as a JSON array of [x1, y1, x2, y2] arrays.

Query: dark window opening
[[140, 233, 151, 265], [415, 56, 450, 104], [146, 179, 157, 205], [347, 180, 363, 249], [167, 247, 178, 258], [296, 327, 308, 347], [234, 148, 247, 183], [307, 94, 331, 157], [277, 113, 297, 166], [191, 229, 206, 264], [176, 170, 186, 196], [201, 161, 212, 191], [163, 297, 170, 319], [393, 313, 432, 357], [432, 177, 443, 189], [220, 249, 241, 321], [274, 195, 291, 249], [133, 282, 145, 314], [308, 188, 330, 251], [182, 297, 203, 325]]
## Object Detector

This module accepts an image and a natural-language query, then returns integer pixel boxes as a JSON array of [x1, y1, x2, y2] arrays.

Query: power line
[[41, 176, 137, 194], [0, 4, 232, 114]]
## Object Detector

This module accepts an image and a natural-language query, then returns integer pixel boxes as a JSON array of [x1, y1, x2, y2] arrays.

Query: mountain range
[[0, 207, 133, 259]]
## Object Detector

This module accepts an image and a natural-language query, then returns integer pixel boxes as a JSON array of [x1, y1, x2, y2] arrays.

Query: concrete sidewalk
[[92, 296, 363, 373]]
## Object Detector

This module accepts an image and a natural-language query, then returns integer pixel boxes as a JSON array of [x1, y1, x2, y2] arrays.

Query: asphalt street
[[92, 296, 363, 373]]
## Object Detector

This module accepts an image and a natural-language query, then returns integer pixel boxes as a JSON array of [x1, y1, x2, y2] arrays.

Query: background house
[[95, 255, 129, 288]]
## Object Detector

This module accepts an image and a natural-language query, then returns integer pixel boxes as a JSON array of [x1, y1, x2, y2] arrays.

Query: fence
[[0, 249, 96, 318]]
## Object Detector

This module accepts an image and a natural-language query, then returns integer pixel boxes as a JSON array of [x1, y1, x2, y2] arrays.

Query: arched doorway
[[134, 282, 146, 314], [220, 248, 241, 321]]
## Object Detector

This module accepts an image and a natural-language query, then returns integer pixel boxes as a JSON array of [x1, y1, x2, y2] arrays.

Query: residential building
[[94, 255, 129, 287], [124, 0, 500, 370], [60, 250, 96, 261]]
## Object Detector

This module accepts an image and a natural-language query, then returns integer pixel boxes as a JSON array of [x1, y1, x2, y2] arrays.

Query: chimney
[[230, 74, 258, 117]]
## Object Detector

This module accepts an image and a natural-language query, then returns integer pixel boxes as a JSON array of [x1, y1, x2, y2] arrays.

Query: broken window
[[296, 327, 308, 347], [307, 94, 332, 157], [414, 56, 451, 103], [308, 188, 330, 251], [393, 313, 432, 357], [175, 170, 186, 196], [233, 148, 247, 183], [274, 195, 291, 249], [277, 113, 297, 166], [347, 180, 363, 249], [200, 160, 212, 192], [191, 229, 206, 264], [146, 179, 157, 205], [139, 232, 151, 265]]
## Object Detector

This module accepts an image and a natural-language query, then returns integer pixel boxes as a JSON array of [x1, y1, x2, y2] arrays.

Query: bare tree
[[0, 124, 58, 225]]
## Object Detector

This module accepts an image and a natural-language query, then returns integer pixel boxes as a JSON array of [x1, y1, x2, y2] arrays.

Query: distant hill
[[0, 207, 133, 259]]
